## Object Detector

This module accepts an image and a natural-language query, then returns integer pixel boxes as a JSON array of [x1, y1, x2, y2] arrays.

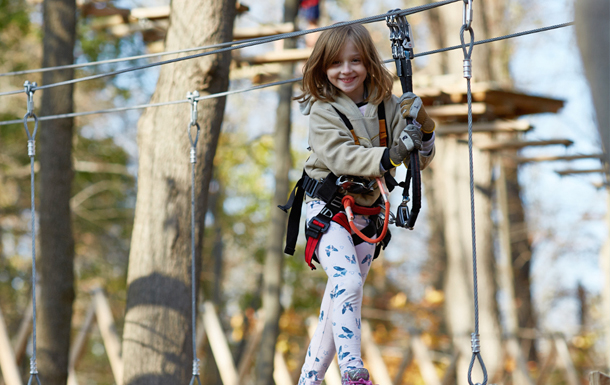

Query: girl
[[295, 24, 436, 385]]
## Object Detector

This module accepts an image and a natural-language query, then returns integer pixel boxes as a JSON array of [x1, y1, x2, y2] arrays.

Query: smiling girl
[[292, 23, 436, 385]]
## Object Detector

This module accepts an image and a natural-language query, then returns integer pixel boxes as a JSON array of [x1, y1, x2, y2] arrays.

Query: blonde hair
[[297, 24, 394, 105]]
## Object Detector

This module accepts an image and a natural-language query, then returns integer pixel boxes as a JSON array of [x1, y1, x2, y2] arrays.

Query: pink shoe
[[341, 368, 374, 385]]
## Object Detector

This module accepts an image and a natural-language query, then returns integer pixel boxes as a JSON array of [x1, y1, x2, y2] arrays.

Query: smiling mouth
[[340, 77, 356, 83]]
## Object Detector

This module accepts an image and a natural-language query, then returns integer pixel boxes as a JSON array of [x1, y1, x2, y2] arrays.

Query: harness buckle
[[305, 215, 331, 239]]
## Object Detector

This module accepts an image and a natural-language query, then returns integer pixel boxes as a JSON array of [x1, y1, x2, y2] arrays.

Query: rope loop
[[468, 351, 488, 385]]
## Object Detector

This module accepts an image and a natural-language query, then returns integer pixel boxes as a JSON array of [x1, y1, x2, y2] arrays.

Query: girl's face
[[326, 39, 367, 103]]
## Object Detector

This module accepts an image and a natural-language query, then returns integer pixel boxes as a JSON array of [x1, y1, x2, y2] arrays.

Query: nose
[[340, 61, 353, 73]]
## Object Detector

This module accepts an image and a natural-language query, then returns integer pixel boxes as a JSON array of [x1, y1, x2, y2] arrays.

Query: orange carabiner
[[341, 178, 390, 244]]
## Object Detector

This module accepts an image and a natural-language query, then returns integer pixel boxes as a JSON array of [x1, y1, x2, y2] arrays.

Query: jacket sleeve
[[387, 95, 436, 170], [309, 105, 387, 177]]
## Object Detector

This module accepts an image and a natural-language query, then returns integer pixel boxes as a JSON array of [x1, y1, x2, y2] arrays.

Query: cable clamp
[[30, 357, 38, 374], [471, 332, 480, 353], [28, 140, 36, 157], [463, 58, 472, 79], [192, 358, 201, 376], [463, 0, 474, 30]]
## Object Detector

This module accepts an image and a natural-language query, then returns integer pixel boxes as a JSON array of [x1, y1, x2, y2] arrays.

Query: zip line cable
[[0, 0, 460, 98], [0, 21, 574, 127]]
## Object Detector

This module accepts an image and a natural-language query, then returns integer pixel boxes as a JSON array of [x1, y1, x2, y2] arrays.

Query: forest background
[[0, 0, 607, 384]]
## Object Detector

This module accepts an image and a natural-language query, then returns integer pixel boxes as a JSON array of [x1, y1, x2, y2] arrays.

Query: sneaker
[[341, 368, 374, 385]]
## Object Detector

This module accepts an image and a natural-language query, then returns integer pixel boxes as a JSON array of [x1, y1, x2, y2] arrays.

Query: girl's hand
[[399, 92, 436, 134], [389, 125, 423, 166]]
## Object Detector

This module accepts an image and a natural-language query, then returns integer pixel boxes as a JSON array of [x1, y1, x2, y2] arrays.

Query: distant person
[[300, 0, 320, 47], [281, 24, 436, 385]]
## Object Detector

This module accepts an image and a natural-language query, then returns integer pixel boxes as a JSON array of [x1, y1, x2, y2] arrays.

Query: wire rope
[[0, 20, 574, 127], [0, 0, 460, 98], [22, 81, 42, 385]]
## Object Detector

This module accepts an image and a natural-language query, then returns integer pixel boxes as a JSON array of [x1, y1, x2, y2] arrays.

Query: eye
[[352, 58, 361, 63]]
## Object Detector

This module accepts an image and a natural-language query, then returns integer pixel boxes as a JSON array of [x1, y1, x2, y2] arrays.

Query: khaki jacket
[[302, 92, 435, 206]]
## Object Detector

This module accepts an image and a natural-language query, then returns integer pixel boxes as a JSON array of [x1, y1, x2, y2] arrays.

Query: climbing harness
[[459, 1, 488, 385], [386, 10, 422, 230], [23, 80, 42, 385], [280, 105, 392, 270], [186, 91, 202, 385]]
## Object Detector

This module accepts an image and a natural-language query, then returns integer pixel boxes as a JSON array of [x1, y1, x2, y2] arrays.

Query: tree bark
[[121, 1, 235, 384], [37, 0, 77, 384], [255, 1, 298, 384]]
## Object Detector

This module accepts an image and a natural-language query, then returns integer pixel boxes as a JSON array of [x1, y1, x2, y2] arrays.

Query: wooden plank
[[361, 321, 393, 385], [93, 289, 123, 385], [410, 335, 441, 385], [306, 317, 341, 385], [0, 306, 23, 385], [426, 103, 487, 119], [234, 23, 295, 40], [556, 168, 606, 176], [67, 300, 97, 385], [130, 6, 170, 20], [243, 48, 312, 65], [589, 371, 610, 385], [474, 139, 573, 151], [202, 301, 238, 385], [273, 350, 292, 385], [553, 335, 579, 385], [516, 154, 603, 163], [436, 120, 532, 135]]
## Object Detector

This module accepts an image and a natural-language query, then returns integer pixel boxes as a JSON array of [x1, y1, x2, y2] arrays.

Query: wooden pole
[[237, 313, 264, 382], [495, 159, 535, 385], [202, 301, 238, 385], [440, 352, 460, 385], [273, 350, 292, 385], [0, 306, 23, 385], [553, 335, 579, 385], [392, 346, 413, 385], [410, 335, 441, 385], [361, 321, 393, 385], [93, 289, 123, 385], [13, 300, 32, 366], [67, 300, 97, 385], [535, 338, 557, 385]]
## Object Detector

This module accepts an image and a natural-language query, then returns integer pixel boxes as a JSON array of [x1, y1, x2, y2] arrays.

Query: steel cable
[[0, 0, 460, 98], [0, 20, 574, 127]]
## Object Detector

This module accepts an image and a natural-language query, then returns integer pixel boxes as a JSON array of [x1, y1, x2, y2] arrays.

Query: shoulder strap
[[377, 101, 387, 147], [331, 106, 360, 145]]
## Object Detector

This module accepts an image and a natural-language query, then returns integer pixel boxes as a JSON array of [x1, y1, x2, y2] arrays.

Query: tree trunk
[[575, 0, 609, 167], [121, 1, 235, 384], [427, 137, 503, 385], [502, 153, 537, 362], [255, 1, 298, 384], [37, 0, 76, 384]]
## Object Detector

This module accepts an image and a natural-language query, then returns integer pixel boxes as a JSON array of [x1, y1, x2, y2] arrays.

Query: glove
[[388, 124, 423, 166], [399, 92, 436, 134]]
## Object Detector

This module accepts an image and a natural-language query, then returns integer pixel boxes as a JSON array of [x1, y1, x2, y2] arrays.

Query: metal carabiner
[[186, 91, 201, 164], [463, 0, 474, 30]]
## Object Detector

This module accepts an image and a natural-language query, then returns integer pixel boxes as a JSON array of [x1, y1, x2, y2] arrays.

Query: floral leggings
[[298, 200, 377, 385]]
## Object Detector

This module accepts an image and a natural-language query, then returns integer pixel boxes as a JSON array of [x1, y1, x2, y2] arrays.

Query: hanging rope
[[459, 1, 487, 385], [23, 80, 42, 385], [186, 91, 202, 385]]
